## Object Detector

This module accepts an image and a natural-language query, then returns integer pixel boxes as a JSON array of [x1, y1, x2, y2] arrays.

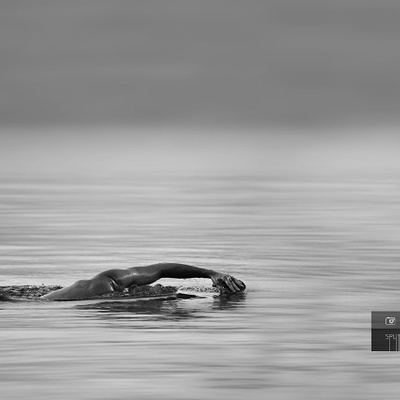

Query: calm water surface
[[1, 173, 400, 399]]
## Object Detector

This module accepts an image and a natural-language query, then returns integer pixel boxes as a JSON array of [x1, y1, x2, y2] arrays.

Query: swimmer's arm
[[122, 263, 246, 293]]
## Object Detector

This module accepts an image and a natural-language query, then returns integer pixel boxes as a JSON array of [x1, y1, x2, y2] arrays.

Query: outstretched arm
[[41, 263, 246, 301], [121, 263, 245, 292]]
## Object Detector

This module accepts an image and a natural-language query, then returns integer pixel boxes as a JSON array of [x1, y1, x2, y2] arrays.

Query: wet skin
[[41, 263, 246, 301]]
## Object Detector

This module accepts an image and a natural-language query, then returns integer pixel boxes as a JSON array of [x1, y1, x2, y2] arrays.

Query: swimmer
[[41, 263, 246, 301]]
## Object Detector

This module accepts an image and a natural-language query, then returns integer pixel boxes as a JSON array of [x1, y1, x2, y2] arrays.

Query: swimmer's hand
[[210, 272, 246, 294]]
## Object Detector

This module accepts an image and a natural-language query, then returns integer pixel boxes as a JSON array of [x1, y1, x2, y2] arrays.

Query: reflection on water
[[75, 292, 247, 322], [1, 173, 400, 399]]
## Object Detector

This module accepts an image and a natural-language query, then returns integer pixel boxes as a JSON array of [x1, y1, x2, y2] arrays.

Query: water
[[1, 172, 400, 400]]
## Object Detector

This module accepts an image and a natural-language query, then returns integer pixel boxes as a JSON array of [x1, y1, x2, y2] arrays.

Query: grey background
[[1, 0, 399, 127], [0, 1, 399, 177]]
